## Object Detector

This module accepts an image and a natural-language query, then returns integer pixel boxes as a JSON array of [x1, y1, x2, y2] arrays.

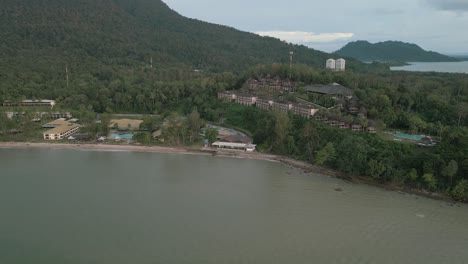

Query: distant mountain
[[335, 41, 459, 62], [0, 0, 348, 76]]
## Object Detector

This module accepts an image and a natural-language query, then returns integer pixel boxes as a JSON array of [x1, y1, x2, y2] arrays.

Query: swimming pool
[[110, 133, 134, 140], [393, 133, 424, 141]]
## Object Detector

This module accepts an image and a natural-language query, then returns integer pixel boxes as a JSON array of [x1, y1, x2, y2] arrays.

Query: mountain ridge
[[334, 40, 459, 62], [0, 0, 355, 75]]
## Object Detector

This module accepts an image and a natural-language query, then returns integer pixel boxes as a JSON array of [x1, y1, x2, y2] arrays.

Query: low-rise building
[[351, 124, 363, 132], [212, 141, 256, 152], [292, 104, 319, 118], [235, 94, 257, 106], [3, 100, 56, 107], [271, 101, 292, 113], [255, 99, 273, 111], [52, 112, 72, 119], [218, 91, 237, 101], [43, 123, 79, 140], [42, 119, 69, 128]]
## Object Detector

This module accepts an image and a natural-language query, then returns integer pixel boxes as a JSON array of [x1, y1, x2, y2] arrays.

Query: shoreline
[[0, 141, 456, 203]]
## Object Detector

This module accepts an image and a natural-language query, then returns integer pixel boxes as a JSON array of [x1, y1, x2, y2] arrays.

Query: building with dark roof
[[304, 83, 353, 97]]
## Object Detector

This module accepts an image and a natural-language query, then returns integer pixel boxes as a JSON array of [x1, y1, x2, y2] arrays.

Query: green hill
[[0, 0, 346, 75], [335, 40, 459, 62]]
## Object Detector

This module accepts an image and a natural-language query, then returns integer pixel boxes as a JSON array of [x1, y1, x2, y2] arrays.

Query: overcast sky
[[163, 0, 468, 54]]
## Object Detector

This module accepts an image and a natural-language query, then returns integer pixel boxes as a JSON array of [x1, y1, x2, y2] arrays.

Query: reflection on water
[[0, 148, 467, 264]]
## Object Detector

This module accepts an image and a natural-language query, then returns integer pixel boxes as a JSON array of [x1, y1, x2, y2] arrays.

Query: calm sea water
[[1, 148, 467, 264], [391, 61, 468, 73]]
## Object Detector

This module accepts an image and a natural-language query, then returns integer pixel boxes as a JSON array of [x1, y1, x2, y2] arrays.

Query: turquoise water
[[110, 133, 133, 139], [394, 133, 424, 141]]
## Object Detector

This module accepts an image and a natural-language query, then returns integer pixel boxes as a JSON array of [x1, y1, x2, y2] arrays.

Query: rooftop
[[44, 123, 79, 135], [43, 118, 69, 127], [304, 83, 353, 96]]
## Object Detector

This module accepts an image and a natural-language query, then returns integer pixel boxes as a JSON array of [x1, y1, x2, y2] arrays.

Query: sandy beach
[[0, 141, 326, 173], [0, 142, 287, 162]]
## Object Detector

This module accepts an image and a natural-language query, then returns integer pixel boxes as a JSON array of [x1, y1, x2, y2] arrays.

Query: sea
[[1, 148, 467, 264], [391, 61, 468, 73]]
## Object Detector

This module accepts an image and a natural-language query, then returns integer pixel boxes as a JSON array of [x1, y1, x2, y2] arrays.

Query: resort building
[[336, 58, 346, 71], [51, 112, 72, 119], [218, 91, 237, 102], [3, 100, 56, 107], [42, 118, 70, 128], [247, 77, 294, 92], [304, 83, 353, 98], [235, 94, 257, 106], [271, 101, 293, 113], [43, 123, 79, 140], [326, 59, 336, 70], [255, 99, 273, 111], [291, 104, 319, 118], [351, 124, 363, 132], [211, 141, 256, 152]]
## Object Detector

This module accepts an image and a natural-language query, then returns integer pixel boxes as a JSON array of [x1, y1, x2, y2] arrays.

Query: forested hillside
[[0, 0, 354, 92], [335, 40, 459, 62]]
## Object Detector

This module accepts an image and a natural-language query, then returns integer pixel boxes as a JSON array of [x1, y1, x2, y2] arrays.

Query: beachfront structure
[[336, 58, 346, 71], [212, 141, 256, 152], [326, 59, 336, 70], [3, 100, 56, 107], [43, 123, 79, 140]]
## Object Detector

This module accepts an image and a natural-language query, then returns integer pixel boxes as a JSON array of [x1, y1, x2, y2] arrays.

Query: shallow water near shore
[[1, 148, 467, 264]]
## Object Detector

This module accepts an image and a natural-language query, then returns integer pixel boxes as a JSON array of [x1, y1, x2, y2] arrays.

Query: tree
[[272, 111, 290, 154], [441, 160, 458, 187], [457, 102, 468, 126], [367, 159, 386, 181], [407, 168, 418, 183], [315, 142, 336, 166], [187, 109, 202, 143], [422, 173, 437, 191], [133, 132, 151, 144], [336, 136, 369, 176], [451, 179, 468, 202], [302, 123, 319, 162], [205, 128, 218, 145]]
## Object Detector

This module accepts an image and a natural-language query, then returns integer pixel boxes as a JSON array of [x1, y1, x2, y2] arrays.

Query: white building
[[336, 58, 346, 71], [43, 123, 79, 140], [326, 59, 336, 70]]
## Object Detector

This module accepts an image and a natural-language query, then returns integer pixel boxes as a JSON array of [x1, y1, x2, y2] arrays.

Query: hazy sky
[[163, 0, 468, 53]]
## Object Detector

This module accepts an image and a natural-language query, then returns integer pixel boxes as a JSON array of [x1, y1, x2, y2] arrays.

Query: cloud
[[254, 31, 354, 43], [373, 8, 404, 15], [426, 0, 468, 11]]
